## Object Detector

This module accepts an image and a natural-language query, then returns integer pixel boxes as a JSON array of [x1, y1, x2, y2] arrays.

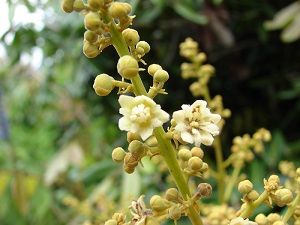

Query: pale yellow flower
[[229, 217, 257, 225], [172, 100, 221, 147], [118, 95, 169, 140]]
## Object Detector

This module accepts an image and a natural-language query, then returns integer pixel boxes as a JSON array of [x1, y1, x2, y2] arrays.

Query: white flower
[[229, 217, 258, 225], [118, 95, 169, 140], [172, 100, 221, 147]]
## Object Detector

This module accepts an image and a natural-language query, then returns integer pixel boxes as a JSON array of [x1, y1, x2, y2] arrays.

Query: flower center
[[130, 104, 151, 123]]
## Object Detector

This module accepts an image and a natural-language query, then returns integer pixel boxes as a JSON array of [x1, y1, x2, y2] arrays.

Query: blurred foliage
[[0, 0, 300, 224]]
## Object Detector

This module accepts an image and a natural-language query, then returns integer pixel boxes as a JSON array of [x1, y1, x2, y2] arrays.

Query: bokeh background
[[0, 0, 300, 224]]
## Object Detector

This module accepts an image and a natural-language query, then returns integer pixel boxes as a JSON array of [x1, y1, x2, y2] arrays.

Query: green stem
[[223, 165, 242, 202], [239, 190, 268, 218], [282, 192, 300, 223]]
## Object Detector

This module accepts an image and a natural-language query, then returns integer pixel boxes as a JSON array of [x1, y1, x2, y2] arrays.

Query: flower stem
[[223, 165, 241, 202], [282, 192, 300, 223], [239, 190, 268, 218]]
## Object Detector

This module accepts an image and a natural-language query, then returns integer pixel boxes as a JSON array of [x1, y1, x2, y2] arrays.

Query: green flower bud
[[200, 162, 209, 172], [84, 30, 98, 43], [148, 64, 162, 76], [84, 12, 102, 31], [165, 188, 179, 201], [168, 205, 181, 221], [246, 190, 259, 201], [73, 0, 85, 12], [197, 183, 212, 197], [178, 148, 192, 161], [88, 0, 102, 11], [128, 140, 146, 160], [122, 28, 140, 46], [136, 41, 150, 54], [83, 41, 99, 58], [117, 55, 139, 79], [112, 147, 126, 163], [123, 164, 135, 174], [109, 2, 131, 20], [238, 180, 253, 194], [93, 73, 115, 96], [188, 156, 203, 171], [61, 0, 75, 13], [127, 131, 140, 143], [255, 214, 268, 225], [267, 213, 281, 224], [136, 47, 145, 56], [150, 195, 171, 212], [124, 153, 138, 168], [274, 188, 293, 206], [191, 147, 204, 158], [154, 69, 169, 83], [104, 219, 117, 225]]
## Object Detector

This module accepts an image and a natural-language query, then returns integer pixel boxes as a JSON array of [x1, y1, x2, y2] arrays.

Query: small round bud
[[168, 205, 181, 221], [200, 162, 209, 172], [238, 180, 253, 194], [83, 41, 99, 58], [274, 188, 293, 206], [61, 0, 75, 13], [93, 73, 115, 96], [188, 156, 203, 171], [109, 2, 131, 20], [84, 30, 98, 43], [246, 190, 259, 201], [73, 0, 85, 12], [112, 213, 126, 223], [273, 221, 286, 225], [124, 153, 138, 168], [122, 28, 140, 46], [197, 183, 212, 196], [136, 41, 150, 54], [112, 147, 126, 163], [267, 213, 281, 224], [191, 147, 204, 158], [123, 164, 135, 174], [255, 214, 268, 225], [178, 148, 192, 161], [165, 188, 179, 201], [104, 219, 117, 225], [84, 12, 102, 31], [117, 55, 139, 79], [127, 132, 140, 143], [88, 0, 101, 11], [150, 195, 170, 212], [136, 47, 145, 56], [128, 140, 146, 160], [154, 69, 169, 83], [148, 64, 162, 76]]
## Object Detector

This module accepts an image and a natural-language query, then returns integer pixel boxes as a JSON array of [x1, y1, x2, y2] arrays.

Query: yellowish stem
[[223, 165, 242, 202], [239, 190, 268, 218], [283, 192, 300, 223]]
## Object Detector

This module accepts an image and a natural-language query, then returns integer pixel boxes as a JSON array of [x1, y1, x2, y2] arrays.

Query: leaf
[[173, 1, 208, 25]]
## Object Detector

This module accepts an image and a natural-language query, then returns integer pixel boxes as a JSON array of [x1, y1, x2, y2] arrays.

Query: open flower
[[229, 217, 258, 225], [172, 100, 221, 147], [118, 95, 169, 140]]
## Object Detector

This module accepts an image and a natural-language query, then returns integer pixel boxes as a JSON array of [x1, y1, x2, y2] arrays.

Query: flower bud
[[154, 69, 169, 83], [148, 64, 162, 76], [84, 12, 102, 31], [61, 0, 75, 13], [104, 219, 117, 225], [191, 147, 204, 158], [273, 221, 286, 225], [127, 132, 140, 143], [109, 2, 131, 20], [124, 153, 138, 168], [117, 55, 139, 79], [122, 28, 140, 46], [84, 30, 98, 43], [267, 213, 281, 224], [255, 214, 267, 225], [168, 205, 181, 221], [238, 180, 253, 194], [93, 73, 115, 96], [88, 0, 102, 11], [136, 41, 150, 54], [136, 47, 145, 56], [197, 183, 212, 196], [112, 147, 126, 163], [83, 41, 99, 58], [188, 156, 203, 171], [178, 148, 192, 161], [128, 140, 146, 160], [150, 195, 171, 212], [112, 212, 126, 223], [246, 190, 259, 201], [274, 188, 293, 206], [123, 164, 135, 174], [200, 162, 209, 172], [73, 0, 85, 12], [165, 188, 179, 201]]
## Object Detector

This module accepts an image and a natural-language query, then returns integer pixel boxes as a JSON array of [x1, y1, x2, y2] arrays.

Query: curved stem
[[239, 190, 268, 218], [283, 192, 300, 223]]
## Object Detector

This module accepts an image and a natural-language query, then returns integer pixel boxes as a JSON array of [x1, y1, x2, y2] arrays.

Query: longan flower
[[229, 217, 258, 225], [172, 100, 221, 147], [118, 95, 169, 140]]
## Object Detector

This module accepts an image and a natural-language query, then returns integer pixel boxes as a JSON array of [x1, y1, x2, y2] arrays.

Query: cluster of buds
[[201, 204, 236, 225], [279, 161, 300, 192], [238, 180, 260, 202], [209, 95, 231, 131], [255, 213, 287, 225], [229, 128, 271, 167], [61, 0, 135, 58], [177, 146, 209, 179]]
